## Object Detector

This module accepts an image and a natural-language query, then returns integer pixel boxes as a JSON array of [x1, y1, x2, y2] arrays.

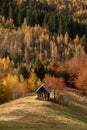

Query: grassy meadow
[[0, 89, 87, 130]]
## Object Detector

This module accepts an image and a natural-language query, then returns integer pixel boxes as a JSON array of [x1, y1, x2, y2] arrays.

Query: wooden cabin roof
[[36, 83, 50, 93]]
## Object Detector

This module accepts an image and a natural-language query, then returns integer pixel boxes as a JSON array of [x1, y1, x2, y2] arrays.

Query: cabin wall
[[37, 92, 50, 101], [37, 93, 44, 100]]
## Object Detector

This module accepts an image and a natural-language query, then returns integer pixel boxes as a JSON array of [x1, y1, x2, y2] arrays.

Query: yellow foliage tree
[[0, 57, 14, 72], [3, 74, 26, 100], [27, 71, 41, 92]]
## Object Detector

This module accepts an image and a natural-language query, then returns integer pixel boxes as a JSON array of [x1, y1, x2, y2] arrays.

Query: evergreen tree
[[8, 1, 13, 19], [32, 7, 39, 25], [38, 10, 45, 26], [31, 57, 46, 80], [48, 13, 56, 32], [26, 7, 32, 25], [58, 18, 63, 35], [17, 3, 25, 26], [13, 52, 22, 67], [18, 64, 29, 79], [1, 0, 9, 19], [17, 5, 22, 26]]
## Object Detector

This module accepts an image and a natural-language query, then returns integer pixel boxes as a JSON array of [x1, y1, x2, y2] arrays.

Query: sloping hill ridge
[[0, 88, 87, 130]]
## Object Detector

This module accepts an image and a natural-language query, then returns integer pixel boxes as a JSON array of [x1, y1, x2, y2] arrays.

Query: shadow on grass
[[0, 121, 76, 130], [42, 100, 87, 124]]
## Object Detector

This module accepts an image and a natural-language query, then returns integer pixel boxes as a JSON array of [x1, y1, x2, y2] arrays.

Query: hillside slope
[[0, 89, 87, 130]]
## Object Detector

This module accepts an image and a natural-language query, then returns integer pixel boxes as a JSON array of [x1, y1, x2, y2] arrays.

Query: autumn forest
[[0, 0, 87, 103]]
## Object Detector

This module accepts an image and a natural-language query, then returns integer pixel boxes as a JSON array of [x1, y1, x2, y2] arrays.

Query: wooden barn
[[36, 83, 50, 101]]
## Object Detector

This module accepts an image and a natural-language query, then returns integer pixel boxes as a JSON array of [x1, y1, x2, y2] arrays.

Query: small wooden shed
[[36, 83, 50, 101]]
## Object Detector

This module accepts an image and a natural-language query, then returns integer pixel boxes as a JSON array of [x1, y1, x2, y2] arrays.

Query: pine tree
[[48, 13, 56, 32], [8, 1, 13, 19], [58, 19, 63, 35], [17, 5, 22, 26], [26, 7, 32, 26], [18, 64, 29, 79], [1, 0, 9, 19]]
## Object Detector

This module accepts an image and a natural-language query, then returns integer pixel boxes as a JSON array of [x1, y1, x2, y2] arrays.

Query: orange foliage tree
[[75, 67, 87, 94], [44, 75, 66, 100], [64, 54, 87, 94]]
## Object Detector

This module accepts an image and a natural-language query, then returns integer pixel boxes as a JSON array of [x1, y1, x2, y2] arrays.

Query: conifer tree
[[8, 1, 13, 19]]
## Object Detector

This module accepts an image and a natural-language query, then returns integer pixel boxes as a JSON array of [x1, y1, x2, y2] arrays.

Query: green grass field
[[0, 121, 86, 130], [0, 88, 87, 130]]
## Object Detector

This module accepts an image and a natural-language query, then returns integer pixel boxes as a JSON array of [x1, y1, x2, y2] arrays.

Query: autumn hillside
[[0, 88, 87, 130], [0, 0, 87, 107]]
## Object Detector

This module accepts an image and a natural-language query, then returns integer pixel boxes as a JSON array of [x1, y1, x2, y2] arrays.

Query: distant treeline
[[0, 0, 87, 39]]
